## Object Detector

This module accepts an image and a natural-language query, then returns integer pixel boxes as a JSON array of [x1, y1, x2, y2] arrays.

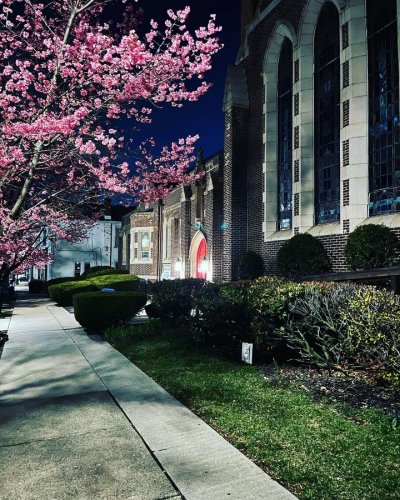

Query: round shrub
[[238, 251, 265, 280], [73, 291, 147, 330], [48, 280, 97, 306], [345, 224, 399, 270], [277, 233, 332, 277]]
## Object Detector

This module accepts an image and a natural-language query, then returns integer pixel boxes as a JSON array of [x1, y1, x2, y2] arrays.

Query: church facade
[[223, 0, 400, 279], [121, 0, 400, 282], [119, 151, 224, 282]]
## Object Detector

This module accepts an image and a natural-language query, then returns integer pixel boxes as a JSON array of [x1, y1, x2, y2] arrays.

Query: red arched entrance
[[196, 238, 208, 279]]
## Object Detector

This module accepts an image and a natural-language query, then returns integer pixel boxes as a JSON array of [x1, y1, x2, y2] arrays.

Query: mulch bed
[[263, 364, 400, 420]]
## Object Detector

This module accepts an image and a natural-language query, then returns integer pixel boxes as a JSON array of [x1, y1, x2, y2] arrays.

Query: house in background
[[28, 206, 131, 281]]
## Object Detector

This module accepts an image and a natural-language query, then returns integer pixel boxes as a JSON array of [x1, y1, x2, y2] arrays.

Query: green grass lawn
[[111, 331, 400, 500]]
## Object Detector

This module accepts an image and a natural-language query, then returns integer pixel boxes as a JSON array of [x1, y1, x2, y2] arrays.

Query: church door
[[196, 238, 208, 279]]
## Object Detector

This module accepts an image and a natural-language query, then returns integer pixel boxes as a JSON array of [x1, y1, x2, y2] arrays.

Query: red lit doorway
[[196, 238, 208, 279]]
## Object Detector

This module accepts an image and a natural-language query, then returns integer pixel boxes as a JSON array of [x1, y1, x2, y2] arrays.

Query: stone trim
[[263, 20, 297, 240]]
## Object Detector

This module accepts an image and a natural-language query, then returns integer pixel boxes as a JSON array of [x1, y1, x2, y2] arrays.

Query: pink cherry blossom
[[0, 0, 222, 280]]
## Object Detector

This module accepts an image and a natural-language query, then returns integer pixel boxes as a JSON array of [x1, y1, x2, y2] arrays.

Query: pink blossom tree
[[0, 0, 222, 282]]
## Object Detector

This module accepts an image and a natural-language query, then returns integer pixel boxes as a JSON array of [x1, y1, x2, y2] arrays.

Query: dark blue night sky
[[137, 1, 241, 158]]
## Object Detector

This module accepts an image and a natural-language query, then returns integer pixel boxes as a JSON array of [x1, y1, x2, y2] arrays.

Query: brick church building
[[119, 151, 224, 281], [121, 0, 400, 281]]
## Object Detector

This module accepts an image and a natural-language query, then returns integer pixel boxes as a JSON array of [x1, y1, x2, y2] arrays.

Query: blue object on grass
[[101, 288, 115, 293]]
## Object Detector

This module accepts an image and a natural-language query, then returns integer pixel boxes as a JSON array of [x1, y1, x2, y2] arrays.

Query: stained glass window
[[277, 38, 293, 231], [141, 232, 150, 259], [368, 0, 400, 215], [314, 2, 341, 224]]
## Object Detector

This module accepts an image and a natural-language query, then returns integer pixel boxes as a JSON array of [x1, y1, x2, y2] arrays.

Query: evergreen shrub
[[277, 233, 332, 277], [148, 279, 205, 319], [281, 282, 400, 380], [28, 279, 45, 293], [89, 273, 139, 291], [45, 277, 76, 295], [248, 277, 307, 356], [73, 291, 147, 330], [48, 280, 96, 306], [345, 224, 400, 270], [237, 251, 265, 280], [82, 267, 129, 279], [191, 281, 253, 345]]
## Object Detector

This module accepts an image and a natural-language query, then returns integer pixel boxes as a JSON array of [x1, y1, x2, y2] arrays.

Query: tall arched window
[[368, 0, 400, 215], [314, 2, 340, 224], [277, 38, 293, 230]]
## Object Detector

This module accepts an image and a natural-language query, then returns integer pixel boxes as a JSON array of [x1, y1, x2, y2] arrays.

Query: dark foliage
[[237, 251, 265, 280], [148, 278, 205, 319], [48, 280, 97, 306], [277, 233, 332, 277], [73, 291, 147, 330], [345, 224, 400, 270], [28, 279, 45, 293]]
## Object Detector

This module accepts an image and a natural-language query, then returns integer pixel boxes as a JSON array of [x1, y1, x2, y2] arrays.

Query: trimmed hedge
[[277, 233, 332, 277], [48, 280, 97, 306], [82, 268, 129, 279], [80, 266, 114, 280], [89, 274, 139, 291], [49, 274, 140, 306], [73, 291, 147, 329], [345, 224, 400, 270], [45, 277, 77, 295]]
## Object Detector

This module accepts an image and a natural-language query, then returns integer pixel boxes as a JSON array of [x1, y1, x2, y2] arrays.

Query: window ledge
[[265, 229, 294, 242], [307, 222, 341, 237], [360, 213, 400, 228]]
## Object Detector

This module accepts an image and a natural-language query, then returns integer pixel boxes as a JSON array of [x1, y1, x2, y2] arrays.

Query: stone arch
[[294, 0, 343, 233], [188, 231, 209, 280], [263, 21, 297, 240], [298, 0, 341, 46]]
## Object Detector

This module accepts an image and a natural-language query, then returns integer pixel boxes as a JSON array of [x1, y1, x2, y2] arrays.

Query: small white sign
[[242, 342, 253, 365]]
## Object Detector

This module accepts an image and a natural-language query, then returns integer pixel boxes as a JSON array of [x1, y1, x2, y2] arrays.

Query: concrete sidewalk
[[0, 295, 296, 500]]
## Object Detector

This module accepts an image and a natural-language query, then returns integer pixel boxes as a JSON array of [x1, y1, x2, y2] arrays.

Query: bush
[[89, 273, 139, 292], [282, 282, 361, 369], [48, 280, 97, 306], [73, 291, 147, 330], [191, 281, 253, 345], [149, 279, 205, 319], [45, 277, 76, 295], [279, 282, 400, 381], [345, 224, 400, 270], [80, 266, 113, 279], [28, 279, 45, 293], [277, 233, 332, 278], [82, 267, 129, 279], [345, 286, 400, 381], [238, 251, 265, 280], [249, 277, 307, 354]]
